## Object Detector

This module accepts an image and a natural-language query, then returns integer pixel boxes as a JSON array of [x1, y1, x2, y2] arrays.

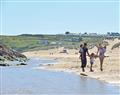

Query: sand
[[23, 38, 120, 87]]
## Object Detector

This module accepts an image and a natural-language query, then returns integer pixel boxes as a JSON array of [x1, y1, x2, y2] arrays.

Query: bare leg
[[99, 57, 104, 71], [82, 67, 85, 72], [90, 64, 94, 72]]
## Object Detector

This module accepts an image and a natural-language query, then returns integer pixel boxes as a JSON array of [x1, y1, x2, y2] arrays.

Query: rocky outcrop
[[0, 44, 27, 64]]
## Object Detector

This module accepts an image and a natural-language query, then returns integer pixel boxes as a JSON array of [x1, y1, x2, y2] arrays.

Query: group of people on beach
[[79, 43, 106, 72]]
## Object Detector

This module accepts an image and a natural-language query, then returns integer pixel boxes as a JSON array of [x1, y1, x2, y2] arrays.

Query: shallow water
[[0, 58, 120, 94]]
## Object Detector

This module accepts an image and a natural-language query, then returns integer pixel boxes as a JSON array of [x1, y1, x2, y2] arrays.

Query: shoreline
[[35, 60, 120, 87], [35, 66, 120, 87], [23, 39, 120, 87]]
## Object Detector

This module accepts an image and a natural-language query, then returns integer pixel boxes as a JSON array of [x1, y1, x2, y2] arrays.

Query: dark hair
[[80, 44, 83, 47], [99, 43, 102, 46], [91, 53, 95, 57], [91, 53, 94, 55], [104, 45, 106, 49], [84, 43, 87, 46]]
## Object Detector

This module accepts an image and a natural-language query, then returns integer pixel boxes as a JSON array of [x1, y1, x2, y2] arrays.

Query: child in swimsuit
[[90, 53, 95, 72]]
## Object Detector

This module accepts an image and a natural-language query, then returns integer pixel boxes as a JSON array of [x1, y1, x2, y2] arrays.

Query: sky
[[0, 0, 119, 35]]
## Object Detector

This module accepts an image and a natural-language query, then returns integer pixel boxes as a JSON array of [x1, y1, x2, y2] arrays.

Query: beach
[[23, 38, 120, 87]]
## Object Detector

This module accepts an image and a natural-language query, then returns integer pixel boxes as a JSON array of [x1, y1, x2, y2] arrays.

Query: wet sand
[[23, 38, 120, 87]]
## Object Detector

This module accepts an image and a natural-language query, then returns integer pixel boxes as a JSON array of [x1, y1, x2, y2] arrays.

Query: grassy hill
[[0, 34, 104, 52]]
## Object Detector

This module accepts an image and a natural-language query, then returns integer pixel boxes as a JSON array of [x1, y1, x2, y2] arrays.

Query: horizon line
[[1, 32, 119, 36]]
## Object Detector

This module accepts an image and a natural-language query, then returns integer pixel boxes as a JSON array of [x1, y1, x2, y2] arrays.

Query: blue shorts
[[90, 61, 94, 64]]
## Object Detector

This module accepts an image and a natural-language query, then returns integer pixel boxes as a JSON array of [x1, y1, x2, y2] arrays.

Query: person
[[79, 44, 83, 59], [97, 44, 106, 71], [81, 43, 90, 72], [89, 53, 95, 72]]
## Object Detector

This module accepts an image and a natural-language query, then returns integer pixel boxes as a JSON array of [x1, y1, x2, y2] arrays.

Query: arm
[[79, 53, 81, 59], [96, 47, 99, 55], [87, 49, 90, 57]]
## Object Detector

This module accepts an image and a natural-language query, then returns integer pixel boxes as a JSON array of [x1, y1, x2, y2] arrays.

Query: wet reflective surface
[[0, 58, 120, 94]]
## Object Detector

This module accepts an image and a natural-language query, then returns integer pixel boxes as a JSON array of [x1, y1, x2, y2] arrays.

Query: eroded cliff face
[[0, 44, 27, 66]]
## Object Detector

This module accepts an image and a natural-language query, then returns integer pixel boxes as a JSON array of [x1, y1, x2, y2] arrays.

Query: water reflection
[[0, 58, 119, 94]]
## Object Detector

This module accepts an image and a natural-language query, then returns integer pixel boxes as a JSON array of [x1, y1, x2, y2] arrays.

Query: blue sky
[[0, 0, 119, 35]]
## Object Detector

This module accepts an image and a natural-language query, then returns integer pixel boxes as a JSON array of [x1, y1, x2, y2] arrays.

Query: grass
[[0, 35, 104, 52]]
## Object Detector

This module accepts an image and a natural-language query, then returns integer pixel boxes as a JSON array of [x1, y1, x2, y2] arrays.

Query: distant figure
[[97, 44, 106, 71], [81, 43, 90, 72], [50, 52, 53, 55], [59, 48, 68, 54], [89, 53, 96, 72], [79, 44, 83, 59]]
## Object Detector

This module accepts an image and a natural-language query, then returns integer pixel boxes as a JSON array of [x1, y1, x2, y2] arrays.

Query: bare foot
[[82, 68, 85, 72], [90, 69, 94, 72], [100, 68, 103, 71]]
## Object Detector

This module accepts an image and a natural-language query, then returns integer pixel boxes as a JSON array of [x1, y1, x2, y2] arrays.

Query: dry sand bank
[[23, 39, 120, 87]]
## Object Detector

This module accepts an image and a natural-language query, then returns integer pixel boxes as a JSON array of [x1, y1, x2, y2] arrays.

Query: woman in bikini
[[97, 44, 106, 71]]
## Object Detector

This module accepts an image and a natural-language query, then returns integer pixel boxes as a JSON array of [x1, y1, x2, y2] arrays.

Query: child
[[90, 53, 95, 72], [79, 44, 83, 59]]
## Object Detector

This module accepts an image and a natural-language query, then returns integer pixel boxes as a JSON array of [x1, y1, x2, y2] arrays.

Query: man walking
[[81, 43, 90, 72]]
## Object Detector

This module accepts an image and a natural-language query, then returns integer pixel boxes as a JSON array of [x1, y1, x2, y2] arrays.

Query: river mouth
[[0, 58, 119, 94]]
